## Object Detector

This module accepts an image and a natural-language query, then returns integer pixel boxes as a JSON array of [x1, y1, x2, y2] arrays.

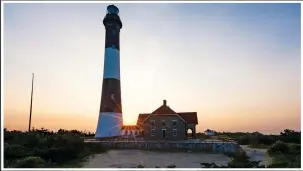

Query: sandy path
[[83, 150, 231, 168], [240, 145, 271, 166]]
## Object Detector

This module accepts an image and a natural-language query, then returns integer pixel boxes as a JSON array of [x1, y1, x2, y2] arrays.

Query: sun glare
[[123, 115, 137, 125]]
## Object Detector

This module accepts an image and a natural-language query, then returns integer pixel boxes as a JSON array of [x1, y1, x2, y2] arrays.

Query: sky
[[3, 3, 301, 134]]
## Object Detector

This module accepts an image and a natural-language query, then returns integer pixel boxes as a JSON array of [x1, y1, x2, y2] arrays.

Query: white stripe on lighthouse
[[103, 47, 120, 80], [95, 112, 123, 138]]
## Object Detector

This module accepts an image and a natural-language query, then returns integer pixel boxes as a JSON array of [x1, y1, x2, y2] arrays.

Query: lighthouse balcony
[[103, 14, 122, 28]]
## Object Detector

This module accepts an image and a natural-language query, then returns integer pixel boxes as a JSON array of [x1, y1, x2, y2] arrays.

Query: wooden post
[[28, 73, 34, 132]]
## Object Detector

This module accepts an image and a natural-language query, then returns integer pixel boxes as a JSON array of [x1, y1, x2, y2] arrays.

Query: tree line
[[4, 128, 104, 168]]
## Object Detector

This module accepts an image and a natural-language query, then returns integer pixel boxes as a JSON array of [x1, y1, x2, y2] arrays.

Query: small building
[[121, 125, 140, 136], [136, 100, 198, 141], [204, 129, 215, 136]]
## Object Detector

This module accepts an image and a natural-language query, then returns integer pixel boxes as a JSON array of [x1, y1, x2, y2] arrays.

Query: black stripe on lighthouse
[[105, 24, 120, 50], [99, 79, 122, 113]]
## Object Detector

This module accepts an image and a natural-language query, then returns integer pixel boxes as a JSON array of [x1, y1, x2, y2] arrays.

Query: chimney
[[163, 100, 167, 106]]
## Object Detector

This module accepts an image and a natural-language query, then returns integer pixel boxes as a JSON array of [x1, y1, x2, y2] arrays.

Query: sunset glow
[[3, 3, 301, 134]]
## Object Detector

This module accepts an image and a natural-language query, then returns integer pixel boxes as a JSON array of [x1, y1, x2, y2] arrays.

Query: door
[[162, 129, 166, 139]]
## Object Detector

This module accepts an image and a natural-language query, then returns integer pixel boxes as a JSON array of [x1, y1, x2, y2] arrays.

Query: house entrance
[[162, 129, 166, 139], [187, 128, 193, 139]]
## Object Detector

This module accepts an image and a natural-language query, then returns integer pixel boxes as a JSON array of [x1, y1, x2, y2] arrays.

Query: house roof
[[137, 114, 149, 125], [205, 129, 214, 132], [178, 112, 198, 124], [151, 100, 176, 114], [137, 100, 198, 125]]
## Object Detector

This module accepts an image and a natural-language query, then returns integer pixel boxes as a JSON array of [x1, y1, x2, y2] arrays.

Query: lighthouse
[[95, 5, 123, 138]]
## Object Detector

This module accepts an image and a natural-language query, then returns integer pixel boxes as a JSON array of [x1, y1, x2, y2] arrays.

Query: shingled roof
[[137, 100, 198, 125], [137, 114, 149, 125], [178, 112, 198, 124], [151, 100, 176, 114]]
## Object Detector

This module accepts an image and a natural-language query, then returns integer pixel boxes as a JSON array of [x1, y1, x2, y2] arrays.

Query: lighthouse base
[[95, 112, 123, 138]]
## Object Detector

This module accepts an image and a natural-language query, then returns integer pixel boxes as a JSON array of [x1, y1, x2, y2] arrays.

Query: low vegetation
[[197, 129, 300, 146], [267, 141, 300, 168], [4, 128, 300, 168], [200, 141, 300, 168], [4, 128, 105, 168]]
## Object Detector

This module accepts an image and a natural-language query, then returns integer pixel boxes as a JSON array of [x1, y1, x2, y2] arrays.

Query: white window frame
[[151, 129, 155, 136], [173, 129, 177, 136], [151, 120, 155, 127], [172, 120, 177, 126]]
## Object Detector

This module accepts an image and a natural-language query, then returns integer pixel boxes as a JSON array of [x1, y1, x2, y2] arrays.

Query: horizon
[[4, 127, 299, 136], [3, 3, 301, 134]]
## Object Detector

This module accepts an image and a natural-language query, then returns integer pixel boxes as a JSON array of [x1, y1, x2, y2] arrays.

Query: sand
[[240, 145, 272, 166], [83, 149, 232, 168], [83, 144, 269, 168]]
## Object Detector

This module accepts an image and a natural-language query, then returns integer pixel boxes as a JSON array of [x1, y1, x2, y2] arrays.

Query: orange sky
[[3, 3, 301, 134], [4, 101, 300, 134]]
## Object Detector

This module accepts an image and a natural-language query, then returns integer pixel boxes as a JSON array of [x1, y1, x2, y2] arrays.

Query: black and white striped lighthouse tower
[[95, 5, 123, 138]]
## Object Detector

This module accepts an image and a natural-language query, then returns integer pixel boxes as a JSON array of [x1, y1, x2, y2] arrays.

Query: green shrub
[[3, 128, 106, 168], [15, 156, 45, 168], [267, 141, 289, 157], [227, 151, 253, 168], [4, 145, 32, 159]]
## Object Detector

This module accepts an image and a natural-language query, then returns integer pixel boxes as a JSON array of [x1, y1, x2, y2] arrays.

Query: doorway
[[162, 129, 166, 139], [187, 128, 193, 139]]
